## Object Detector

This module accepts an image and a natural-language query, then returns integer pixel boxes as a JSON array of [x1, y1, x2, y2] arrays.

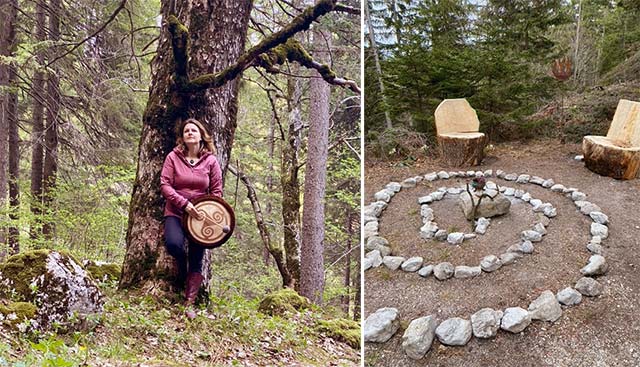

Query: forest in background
[[365, 0, 640, 158], [0, 0, 361, 365]]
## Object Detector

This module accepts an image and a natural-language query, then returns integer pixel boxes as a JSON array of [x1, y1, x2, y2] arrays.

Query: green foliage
[[257, 288, 311, 316], [315, 318, 360, 349]]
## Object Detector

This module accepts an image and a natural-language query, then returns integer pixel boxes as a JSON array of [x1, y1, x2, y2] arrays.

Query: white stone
[[364, 308, 400, 343], [484, 169, 493, 177], [437, 171, 450, 179], [454, 266, 481, 279], [434, 230, 448, 241], [533, 223, 547, 235], [587, 242, 603, 255], [431, 191, 445, 201], [530, 176, 544, 185], [516, 174, 530, 184], [575, 277, 603, 296], [504, 173, 518, 181], [550, 184, 566, 192], [522, 230, 542, 242], [425, 173, 438, 181], [543, 206, 557, 218], [418, 195, 433, 204], [575, 155, 584, 161], [589, 211, 609, 224], [401, 177, 417, 188], [435, 318, 472, 346], [571, 191, 587, 201], [580, 255, 608, 276], [542, 179, 555, 188], [363, 257, 373, 271], [528, 291, 562, 322], [500, 307, 531, 333], [365, 236, 391, 257], [496, 170, 505, 178], [557, 287, 582, 306], [363, 201, 387, 217], [421, 206, 434, 222], [402, 316, 438, 360], [420, 222, 439, 239], [418, 265, 434, 278], [507, 240, 534, 254], [433, 262, 454, 280], [475, 217, 490, 234], [591, 223, 609, 239], [382, 256, 406, 270], [471, 308, 503, 339], [386, 182, 402, 193], [365, 250, 383, 268], [447, 232, 465, 245], [446, 187, 463, 195], [529, 198, 542, 208], [374, 190, 391, 203], [401, 257, 424, 272], [500, 252, 523, 265], [480, 255, 502, 272]]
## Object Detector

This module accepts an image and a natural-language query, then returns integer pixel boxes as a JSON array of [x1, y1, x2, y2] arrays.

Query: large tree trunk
[[583, 136, 640, 180], [0, 0, 19, 251], [42, 0, 61, 239], [30, 2, 47, 240], [119, 0, 252, 294], [437, 133, 487, 167], [281, 73, 303, 289], [300, 24, 331, 304]]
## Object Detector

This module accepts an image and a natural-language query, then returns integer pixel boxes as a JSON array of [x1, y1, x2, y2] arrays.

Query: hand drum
[[181, 195, 235, 248]]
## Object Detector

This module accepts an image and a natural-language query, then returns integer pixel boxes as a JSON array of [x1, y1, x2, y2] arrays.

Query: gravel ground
[[364, 140, 640, 367]]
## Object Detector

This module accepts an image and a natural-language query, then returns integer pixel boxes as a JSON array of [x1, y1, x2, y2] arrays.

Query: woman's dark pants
[[164, 216, 205, 284]]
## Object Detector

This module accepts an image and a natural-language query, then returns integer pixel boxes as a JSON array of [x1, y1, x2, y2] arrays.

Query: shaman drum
[[181, 195, 235, 248]]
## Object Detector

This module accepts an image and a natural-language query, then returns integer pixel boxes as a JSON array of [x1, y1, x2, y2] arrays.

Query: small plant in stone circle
[[465, 176, 501, 223]]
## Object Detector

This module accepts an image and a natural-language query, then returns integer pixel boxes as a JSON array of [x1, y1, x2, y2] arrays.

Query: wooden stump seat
[[583, 99, 640, 180], [435, 99, 487, 166]]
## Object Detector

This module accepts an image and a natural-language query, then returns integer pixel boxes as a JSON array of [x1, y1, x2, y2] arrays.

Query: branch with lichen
[[167, 0, 360, 94]]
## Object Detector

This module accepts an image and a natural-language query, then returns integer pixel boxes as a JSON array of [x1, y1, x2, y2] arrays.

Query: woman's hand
[[185, 202, 204, 220]]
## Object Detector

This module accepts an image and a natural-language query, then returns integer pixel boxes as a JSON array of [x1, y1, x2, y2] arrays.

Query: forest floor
[[3, 286, 360, 366], [364, 138, 640, 367]]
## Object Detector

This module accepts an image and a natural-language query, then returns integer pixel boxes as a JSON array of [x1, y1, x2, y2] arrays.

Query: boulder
[[402, 315, 438, 360], [364, 308, 400, 343], [557, 287, 582, 306], [575, 277, 603, 297], [0, 250, 104, 332], [459, 191, 511, 220], [528, 291, 562, 322], [500, 307, 531, 333], [471, 308, 503, 338], [435, 317, 472, 346]]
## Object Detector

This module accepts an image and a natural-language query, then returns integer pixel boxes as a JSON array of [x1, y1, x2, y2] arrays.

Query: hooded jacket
[[160, 147, 223, 218]]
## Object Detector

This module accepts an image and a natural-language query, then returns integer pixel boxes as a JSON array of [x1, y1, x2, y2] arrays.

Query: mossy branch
[[167, 15, 189, 83], [167, 0, 360, 94]]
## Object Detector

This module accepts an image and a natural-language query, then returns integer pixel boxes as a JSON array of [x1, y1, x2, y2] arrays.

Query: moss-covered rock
[[0, 250, 103, 332], [316, 318, 360, 349], [0, 301, 37, 327], [84, 260, 121, 282], [258, 288, 311, 316]]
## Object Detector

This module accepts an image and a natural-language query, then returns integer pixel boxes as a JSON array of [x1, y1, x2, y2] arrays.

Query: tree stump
[[437, 132, 487, 167], [583, 136, 640, 180]]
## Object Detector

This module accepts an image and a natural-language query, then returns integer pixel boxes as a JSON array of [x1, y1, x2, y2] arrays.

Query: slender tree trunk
[[119, 0, 252, 293], [281, 72, 303, 289], [7, 85, 19, 254], [341, 208, 353, 315], [300, 24, 331, 304], [264, 109, 276, 266], [0, 0, 19, 251], [30, 1, 47, 241], [42, 0, 61, 239], [365, 1, 392, 129]]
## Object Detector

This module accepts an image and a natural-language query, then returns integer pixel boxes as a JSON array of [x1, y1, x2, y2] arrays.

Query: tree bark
[[300, 23, 331, 304], [42, 0, 61, 239], [341, 208, 353, 315], [119, 0, 252, 294], [264, 106, 276, 266], [30, 1, 47, 240], [583, 136, 640, 180], [0, 0, 19, 251], [281, 72, 303, 289], [437, 133, 487, 167]]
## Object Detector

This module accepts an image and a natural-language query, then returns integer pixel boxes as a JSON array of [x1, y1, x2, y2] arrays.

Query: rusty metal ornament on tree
[[181, 195, 235, 248]]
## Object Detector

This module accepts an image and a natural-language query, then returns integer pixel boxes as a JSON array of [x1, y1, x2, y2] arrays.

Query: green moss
[[0, 301, 37, 326], [257, 288, 311, 316], [85, 262, 121, 282], [0, 249, 51, 300], [315, 318, 360, 349]]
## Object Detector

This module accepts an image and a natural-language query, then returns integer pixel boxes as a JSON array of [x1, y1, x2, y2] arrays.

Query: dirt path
[[364, 140, 640, 367]]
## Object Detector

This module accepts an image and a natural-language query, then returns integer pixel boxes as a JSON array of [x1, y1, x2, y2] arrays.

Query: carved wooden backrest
[[434, 98, 480, 135], [606, 99, 640, 147]]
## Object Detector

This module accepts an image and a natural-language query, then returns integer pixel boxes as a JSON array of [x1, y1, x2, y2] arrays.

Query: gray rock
[[454, 266, 481, 279], [529, 198, 543, 208], [528, 290, 562, 322], [420, 222, 439, 239], [542, 179, 555, 188], [414, 175, 424, 182], [580, 255, 608, 276], [484, 169, 493, 177], [366, 236, 392, 257], [401, 257, 424, 272], [374, 190, 391, 203], [364, 308, 400, 343], [575, 201, 601, 215], [402, 316, 438, 360], [514, 189, 525, 198], [433, 262, 454, 280], [459, 191, 511, 220], [364, 221, 379, 240], [363, 201, 387, 217], [591, 223, 609, 239], [401, 177, 417, 188], [563, 187, 578, 194], [365, 250, 383, 268], [571, 191, 587, 201], [386, 182, 402, 193], [382, 256, 406, 270], [575, 277, 603, 296], [500, 252, 523, 265], [363, 215, 377, 225], [448, 171, 459, 178], [435, 318, 472, 346], [590, 236, 602, 245], [471, 308, 503, 338], [507, 240, 534, 254], [544, 206, 557, 218], [418, 265, 434, 277], [424, 173, 438, 181], [533, 223, 547, 235], [475, 217, 490, 234], [447, 187, 463, 195], [516, 174, 530, 184], [587, 242, 603, 255], [463, 233, 477, 240], [522, 230, 542, 242], [550, 184, 566, 192], [575, 155, 584, 161], [480, 255, 502, 272], [530, 176, 544, 185], [485, 181, 497, 190], [421, 206, 434, 222], [447, 232, 465, 245], [363, 257, 373, 271], [467, 170, 477, 177], [504, 173, 518, 181], [500, 307, 531, 333], [434, 230, 448, 241], [496, 170, 506, 178], [437, 171, 450, 179], [589, 211, 609, 225], [431, 191, 445, 201], [418, 195, 433, 204], [557, 287, 582, 306], [533, 202, 552, 213]]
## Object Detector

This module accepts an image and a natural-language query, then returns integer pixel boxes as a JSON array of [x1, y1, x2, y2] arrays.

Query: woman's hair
[[176, 118, 216, 155]]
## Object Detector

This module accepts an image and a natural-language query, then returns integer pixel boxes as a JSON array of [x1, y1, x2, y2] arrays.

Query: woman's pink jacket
[[160, 147, 223, 218]]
